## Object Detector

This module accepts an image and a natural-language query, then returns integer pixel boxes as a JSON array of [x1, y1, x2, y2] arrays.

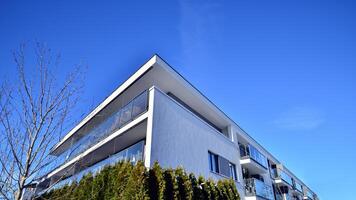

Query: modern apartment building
[[29, 55, 318, 200]]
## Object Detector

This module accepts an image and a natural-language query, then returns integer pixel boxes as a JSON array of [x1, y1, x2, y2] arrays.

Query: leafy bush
[[40, 161, 240, 200]]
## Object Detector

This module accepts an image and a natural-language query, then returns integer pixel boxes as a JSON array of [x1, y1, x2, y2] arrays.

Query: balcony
[[271, 167, 293, 187], [245, 178, 274, 200], [303, 190, 314, 200], [35, 140, 145, 196], [66, 90, 148, 162], [292, 181, 303, 196], [32, 90, 148, 181], [239, 143, 268, 174], [292, 194, 303, 200], [275, 193, 295, 200]]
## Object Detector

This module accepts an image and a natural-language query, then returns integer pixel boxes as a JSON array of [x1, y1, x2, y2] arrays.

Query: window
[[229, 163, 237, 180], [208, 151, 219, 173], [208, 151, 237, 180]]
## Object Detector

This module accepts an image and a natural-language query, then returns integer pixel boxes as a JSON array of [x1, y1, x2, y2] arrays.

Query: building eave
[[50, 55, 158, 155]]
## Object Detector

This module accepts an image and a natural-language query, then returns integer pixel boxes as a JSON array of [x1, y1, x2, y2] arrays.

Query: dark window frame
[[208, 151, 237, 180]]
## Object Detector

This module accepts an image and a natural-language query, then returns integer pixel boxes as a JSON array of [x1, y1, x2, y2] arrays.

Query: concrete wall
[[148, 87, 244, 197]]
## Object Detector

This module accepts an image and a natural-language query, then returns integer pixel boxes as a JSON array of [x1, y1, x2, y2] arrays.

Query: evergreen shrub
[[40, 161, 240, 200]]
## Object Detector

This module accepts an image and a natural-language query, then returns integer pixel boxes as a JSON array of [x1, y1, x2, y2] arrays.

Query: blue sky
[[1, 0, 355, 199]]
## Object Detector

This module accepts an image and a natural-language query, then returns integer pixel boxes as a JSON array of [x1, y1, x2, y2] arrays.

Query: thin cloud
[[273, 107, 324, 131]]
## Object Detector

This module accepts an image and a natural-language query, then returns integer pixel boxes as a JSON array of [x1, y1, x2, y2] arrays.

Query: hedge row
[[40, 161, 240, 200]]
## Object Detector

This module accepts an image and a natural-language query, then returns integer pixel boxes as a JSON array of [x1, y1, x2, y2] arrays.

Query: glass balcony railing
[[280, 170, 293, 186], [239, 143, 268, 169], [245, 178, 274, 200], [293, 181, 303, 193], [65, 90, 148, 162], [37, 140, 144, 195], [32, 91, 148, 181], [271, 167, 293, 186], [275, 193, 294, 200], [275, 194, 283, 200], [305, 190, 314, 200], [292, 194, 303, 200]]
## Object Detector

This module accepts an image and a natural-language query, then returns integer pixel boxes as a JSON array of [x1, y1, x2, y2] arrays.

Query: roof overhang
[[51, 55, 232, 155]]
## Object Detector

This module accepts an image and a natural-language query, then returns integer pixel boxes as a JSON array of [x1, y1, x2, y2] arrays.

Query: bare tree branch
[[0, 42, 85, 200]]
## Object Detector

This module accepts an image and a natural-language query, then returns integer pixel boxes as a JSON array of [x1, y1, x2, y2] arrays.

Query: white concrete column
[[144, 86, 156, 168]]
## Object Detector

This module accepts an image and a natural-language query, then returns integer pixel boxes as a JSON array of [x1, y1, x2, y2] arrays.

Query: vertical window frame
[[208, 151, 220, 173]]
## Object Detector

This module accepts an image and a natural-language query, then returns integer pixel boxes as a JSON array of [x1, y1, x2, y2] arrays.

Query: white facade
[[31, 55, 318, 200], [149, 88, 243, 189]]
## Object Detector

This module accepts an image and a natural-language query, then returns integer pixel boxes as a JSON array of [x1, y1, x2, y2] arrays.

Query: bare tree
[[0, 42, 84, 200]]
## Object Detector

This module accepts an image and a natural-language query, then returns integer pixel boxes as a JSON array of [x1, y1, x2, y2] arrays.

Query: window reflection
[[49, 140, 144, 191], [132, 91, 148, 118], [65, 91, 147, 163], [245, 178, 274, 200], [119, 102, 133, 126], [239, 143, 267, 169], [280, 170, 293, 186], [34, 91, 148, 182]]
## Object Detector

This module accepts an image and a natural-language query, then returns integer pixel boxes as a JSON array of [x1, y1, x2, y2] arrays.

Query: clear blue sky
[[1, 0, 355, 199]]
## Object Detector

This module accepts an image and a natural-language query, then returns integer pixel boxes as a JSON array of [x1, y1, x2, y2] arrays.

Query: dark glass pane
[[214, 154, 219, 173], [119, 102, 133, 126], [110, 111, 121, 132], [239, 143, 247, 157], [132, 91, 148, 118], [208, 152, 213, 171], [280, 170, 293, 186], [248, 144, 267, 168]]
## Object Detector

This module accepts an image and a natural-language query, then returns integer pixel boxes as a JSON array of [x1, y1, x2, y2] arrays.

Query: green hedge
[[40, 161, 240, 200]]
